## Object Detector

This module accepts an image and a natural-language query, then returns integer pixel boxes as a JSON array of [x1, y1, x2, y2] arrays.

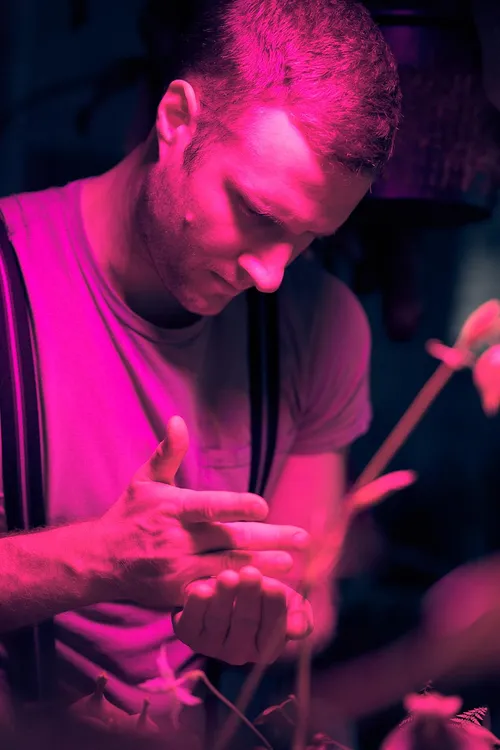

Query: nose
[[238, 243, 293, 293]]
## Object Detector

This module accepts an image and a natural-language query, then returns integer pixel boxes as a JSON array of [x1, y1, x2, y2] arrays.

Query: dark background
[[1, 1, 500, 747]]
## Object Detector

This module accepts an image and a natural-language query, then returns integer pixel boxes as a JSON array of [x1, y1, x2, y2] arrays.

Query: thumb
[[142, 416, 189, 485]]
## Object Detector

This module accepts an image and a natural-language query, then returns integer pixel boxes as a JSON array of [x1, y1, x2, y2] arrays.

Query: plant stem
[[352, 362, 453, 490], [179, 670, 273, 750], [215, 596, 312, 750], [293, 638, 313, 750], [290, 361, 456, 748], [218, 361, 456, 750], [214, 654, 277, 750], [137, 698, 150, 730]]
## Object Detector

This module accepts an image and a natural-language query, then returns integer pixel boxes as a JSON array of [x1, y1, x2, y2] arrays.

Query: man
[[0, 0, 401, 738]]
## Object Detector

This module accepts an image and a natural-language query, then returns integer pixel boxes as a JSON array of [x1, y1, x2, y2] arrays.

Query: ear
[[156, 80, 200, 158]]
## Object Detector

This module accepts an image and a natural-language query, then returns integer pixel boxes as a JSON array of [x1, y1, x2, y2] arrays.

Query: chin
[[177, 271, 240, 317], [182, 293, 232, 317], [199, 296, 233, 316]]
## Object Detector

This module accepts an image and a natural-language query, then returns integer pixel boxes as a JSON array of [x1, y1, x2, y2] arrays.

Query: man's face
[[136, 108, 371, 316]]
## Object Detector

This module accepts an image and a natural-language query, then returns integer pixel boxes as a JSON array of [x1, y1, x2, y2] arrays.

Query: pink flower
[[404, 691, 462, 719], [425, 340, 473, 371], [349, 470, 417, 512], [473, 345, 500, 416], [383, 693, 500, 749], [139, 645, 202, 729], [426, 301, 500, 372], [458, 300, 500, 349], [303, 472, 417, 585]]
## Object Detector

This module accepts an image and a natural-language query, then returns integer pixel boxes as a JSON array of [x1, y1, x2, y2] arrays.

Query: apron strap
[[204, 287, 281, 740], [0, 213, 55, 704]]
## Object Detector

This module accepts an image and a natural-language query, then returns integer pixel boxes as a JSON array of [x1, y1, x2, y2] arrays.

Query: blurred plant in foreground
[[382, 688, 500, 750]]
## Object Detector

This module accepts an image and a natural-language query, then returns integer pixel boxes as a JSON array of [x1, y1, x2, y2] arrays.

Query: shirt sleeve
[[291, 273, 372, 455]]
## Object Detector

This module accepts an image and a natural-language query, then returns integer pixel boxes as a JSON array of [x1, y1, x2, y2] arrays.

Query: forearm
[[0, 521, 116, 632]]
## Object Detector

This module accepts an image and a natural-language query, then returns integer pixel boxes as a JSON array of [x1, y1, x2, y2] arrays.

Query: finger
[[349, 470, 417, 512], [197, 550, 295, 578], [177, 490, 269, 523], [191, 521, 310, 553], [203, 570, 239, 645], [139, 416, 189, 485], [224, 567, 263, 665], [286, 591, 314, 640], [172, 579, 213, 645], [256, 577, 287, 662]]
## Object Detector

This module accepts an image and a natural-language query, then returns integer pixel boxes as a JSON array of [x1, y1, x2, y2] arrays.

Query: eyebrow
[[229, 178, 335, 239]]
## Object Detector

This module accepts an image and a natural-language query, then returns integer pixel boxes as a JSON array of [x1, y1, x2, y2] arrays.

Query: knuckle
[[204, 609, 227, 630], [221, 550, 250, 570], [235, 523, 252, 548], [185, 495, 214, 521], [202, 503, 215, 521], [234, 611, 261, 629], [165, 524, 187, 549]]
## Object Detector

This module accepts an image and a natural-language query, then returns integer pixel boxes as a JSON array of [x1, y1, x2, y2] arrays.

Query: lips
[[212, 272, 247, 293]]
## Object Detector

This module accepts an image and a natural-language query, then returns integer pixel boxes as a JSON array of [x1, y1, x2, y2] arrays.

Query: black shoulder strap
[[203, 287, 281, 741], [247, 287, 280, 496], [0, 213, 55, 704]]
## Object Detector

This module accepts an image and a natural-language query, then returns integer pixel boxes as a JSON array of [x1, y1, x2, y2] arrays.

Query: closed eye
[[239, 197, 283, 229]]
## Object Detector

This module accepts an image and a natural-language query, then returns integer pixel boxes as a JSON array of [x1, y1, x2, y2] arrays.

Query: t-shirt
[[0, 180, 371, 720]]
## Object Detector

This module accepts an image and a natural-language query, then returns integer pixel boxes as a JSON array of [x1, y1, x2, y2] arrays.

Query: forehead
[[222, 108, 371, 236]]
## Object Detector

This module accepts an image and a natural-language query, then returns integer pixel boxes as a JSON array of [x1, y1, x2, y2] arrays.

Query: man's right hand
[[97, 416, 310, 609]]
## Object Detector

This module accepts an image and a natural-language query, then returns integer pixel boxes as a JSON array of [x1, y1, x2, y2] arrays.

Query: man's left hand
[[172, 566, 312, 665]]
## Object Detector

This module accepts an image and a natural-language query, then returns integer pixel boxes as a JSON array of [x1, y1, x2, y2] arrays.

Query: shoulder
[[0, 181, 83, 239], [0, 181, 87, 278], [280, 255, 372, 452], [281, 254, 370, 364]]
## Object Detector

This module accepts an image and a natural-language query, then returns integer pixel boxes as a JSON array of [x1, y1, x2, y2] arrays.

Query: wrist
[[81, 519, 125, 602], [0, 520, 123, 632]]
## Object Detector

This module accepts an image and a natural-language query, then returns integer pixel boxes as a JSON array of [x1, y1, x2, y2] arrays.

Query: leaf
[[348, 471, 417, 513], [254, 695, 298, 726], [454, 707, 490, 727], [253, 695, 298, 747]]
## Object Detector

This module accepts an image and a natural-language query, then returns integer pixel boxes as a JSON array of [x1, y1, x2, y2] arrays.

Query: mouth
[[211, 272, 244, 294]]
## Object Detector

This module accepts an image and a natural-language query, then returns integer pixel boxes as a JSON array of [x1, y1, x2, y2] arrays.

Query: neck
[[80, 142, 194, 328]]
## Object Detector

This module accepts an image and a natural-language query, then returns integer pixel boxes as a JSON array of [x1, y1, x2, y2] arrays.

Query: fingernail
[[289, 611, 310, 636], [275, 553, 292, 570], [293, 531, 310, 548], [251, 501, 267, 518]]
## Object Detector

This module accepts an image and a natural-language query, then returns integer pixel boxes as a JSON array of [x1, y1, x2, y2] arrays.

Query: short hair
[[177, 0, 401, 176]]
